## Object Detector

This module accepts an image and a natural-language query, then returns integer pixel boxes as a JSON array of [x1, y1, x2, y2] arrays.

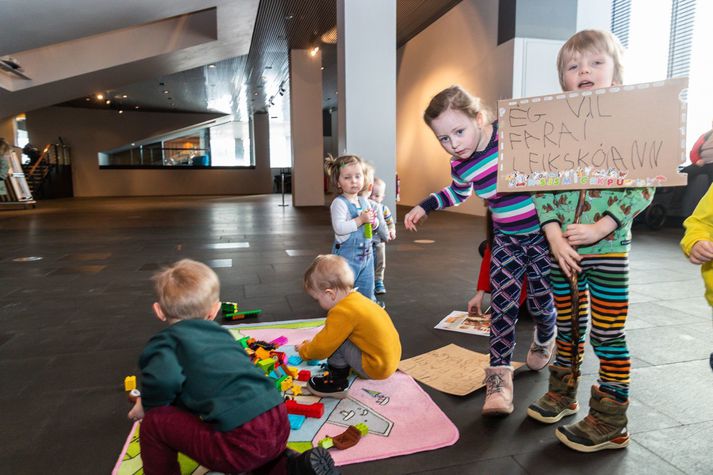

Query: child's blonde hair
[[361, 161, 375, 195], [324, 154, 365, 191], [423, 85, 492, 126], [153, 259, 220, 320], [304, 254, 354, 293], [557, 29, 625, 89]]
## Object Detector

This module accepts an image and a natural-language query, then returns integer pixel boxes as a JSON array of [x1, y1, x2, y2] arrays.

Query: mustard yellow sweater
[[681, 183, 713, 306], [299, 291, 401, 379]]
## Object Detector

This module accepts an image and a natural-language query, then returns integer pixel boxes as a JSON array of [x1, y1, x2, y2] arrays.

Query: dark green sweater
[[139, 319, 283, 431]]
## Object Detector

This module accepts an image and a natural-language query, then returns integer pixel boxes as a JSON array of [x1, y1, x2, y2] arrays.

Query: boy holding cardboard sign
[[526, 30, 654, 453]]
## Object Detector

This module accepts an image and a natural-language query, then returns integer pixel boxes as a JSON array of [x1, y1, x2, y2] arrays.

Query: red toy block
[[285, 399, 324, 418], [297, 369, 311, 381]]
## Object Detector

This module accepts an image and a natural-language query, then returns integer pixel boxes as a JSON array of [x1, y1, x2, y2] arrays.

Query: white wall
[[577, 0, 612, 31], [397, 0, 513, 217], [26, 106, 273, 197]]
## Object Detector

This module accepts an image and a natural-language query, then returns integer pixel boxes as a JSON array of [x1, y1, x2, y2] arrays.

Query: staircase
[[21, 142, 73, 199]]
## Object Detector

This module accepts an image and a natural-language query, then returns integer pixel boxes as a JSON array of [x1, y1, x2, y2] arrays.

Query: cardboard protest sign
[[496, 78, 688, 192]]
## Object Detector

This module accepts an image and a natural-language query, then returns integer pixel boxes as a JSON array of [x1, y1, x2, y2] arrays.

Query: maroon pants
[[140, 403, 290, 475]]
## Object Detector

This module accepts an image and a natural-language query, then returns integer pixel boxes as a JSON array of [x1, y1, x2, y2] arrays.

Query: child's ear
[[206, 301, 221, 321], [152, 302, 168, 322], [325, 288, 336, 300]]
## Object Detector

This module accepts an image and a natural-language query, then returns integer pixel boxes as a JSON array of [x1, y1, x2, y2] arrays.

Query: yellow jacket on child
[[298, 291, 401, 379], [681, 183, 713, 306]]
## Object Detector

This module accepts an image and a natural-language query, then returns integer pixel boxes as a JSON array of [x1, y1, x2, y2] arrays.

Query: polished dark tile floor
[[1, 194, 711, 474]]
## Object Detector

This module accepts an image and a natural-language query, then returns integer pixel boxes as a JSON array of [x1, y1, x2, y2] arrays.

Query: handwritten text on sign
[[496, 78, 688, 192]]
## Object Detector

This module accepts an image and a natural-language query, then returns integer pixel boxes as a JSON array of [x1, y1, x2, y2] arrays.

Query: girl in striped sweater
[[404, 85, 556, 416]]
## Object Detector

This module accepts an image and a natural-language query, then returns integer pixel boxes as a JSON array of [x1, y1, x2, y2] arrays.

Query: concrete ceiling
[[0, 0, 461, 122]]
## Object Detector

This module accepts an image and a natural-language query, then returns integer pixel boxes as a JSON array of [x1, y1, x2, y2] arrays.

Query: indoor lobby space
[[1, 194, 711, 474]]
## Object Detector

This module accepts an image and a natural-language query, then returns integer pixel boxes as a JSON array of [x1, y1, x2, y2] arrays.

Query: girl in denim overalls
[[324, 154, 377, 300]]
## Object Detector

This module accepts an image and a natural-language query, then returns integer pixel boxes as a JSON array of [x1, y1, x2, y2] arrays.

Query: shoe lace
[[530, 341, 550, 355], [484, 373, 505, 396]]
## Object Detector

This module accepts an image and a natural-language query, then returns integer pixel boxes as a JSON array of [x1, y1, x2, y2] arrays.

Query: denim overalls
[[332, 195, 375, 300]]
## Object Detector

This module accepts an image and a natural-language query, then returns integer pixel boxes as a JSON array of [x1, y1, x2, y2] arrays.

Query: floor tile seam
[[401, 454, 521, 474], [631, 419, 713, 439], [631, 356, 710, 368], [625, 438, 689, 474]]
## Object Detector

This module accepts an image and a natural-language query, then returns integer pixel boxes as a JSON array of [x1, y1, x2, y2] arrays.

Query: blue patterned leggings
[[489, 231, 556, 366]]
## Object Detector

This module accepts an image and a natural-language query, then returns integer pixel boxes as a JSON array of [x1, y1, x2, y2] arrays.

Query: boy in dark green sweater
[[128, 259, 337, 475]]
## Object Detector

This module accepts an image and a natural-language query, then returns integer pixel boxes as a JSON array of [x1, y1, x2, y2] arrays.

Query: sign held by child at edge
[[496, 77, 688, 192]]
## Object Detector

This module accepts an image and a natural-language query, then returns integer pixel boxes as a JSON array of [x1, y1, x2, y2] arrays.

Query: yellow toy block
[[286, 366, 299, 378], [124, 375, 137, 391], [280, 376, 293, 392], [290, 383, 302, 396]]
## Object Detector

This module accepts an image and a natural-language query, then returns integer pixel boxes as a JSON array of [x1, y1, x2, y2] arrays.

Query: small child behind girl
[[325, 154, 378, 300], [371, 177, 396, 294], [297, 254, 401, 398], [403, 85, 557, 416]]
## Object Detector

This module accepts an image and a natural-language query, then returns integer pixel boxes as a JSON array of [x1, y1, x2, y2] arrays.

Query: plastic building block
[[288, 414, 306, 430], [237, 336, 251, 348], [280, 376, 293, 392], [290, 383, 302, 396], [272, 351, 287, 365], [275, 375, 288, 390], [306, 360, 322, 366], [127, 389, 141, 403], [297, 370, 311, 381], [270, 336, 288, 347], [224, 309, 262, 321], [285, 399, 324, 418], [124, 375, 137, 391], [257, 359, 275, 374], [286, 366, 299, 379], [318, 437, 334, 449], [332, 425, 363, 450], [255, 347, 272, 360], [288, 355, 303, 366], [354, 423, 368, 436]]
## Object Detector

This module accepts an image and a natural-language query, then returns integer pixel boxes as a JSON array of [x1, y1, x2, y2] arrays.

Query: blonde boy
[[371, 177, 396, 294], [129, 259, 335, 474], [297, 255, 401, 398], [527, 30, 654, 453]]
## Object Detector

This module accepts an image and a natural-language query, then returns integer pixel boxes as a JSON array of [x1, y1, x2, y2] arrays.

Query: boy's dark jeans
[[140, 403, 290, 474]]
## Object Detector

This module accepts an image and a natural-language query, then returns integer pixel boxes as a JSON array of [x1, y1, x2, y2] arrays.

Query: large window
[[99, 117, 255, 168], [612, 0, 711, 155]]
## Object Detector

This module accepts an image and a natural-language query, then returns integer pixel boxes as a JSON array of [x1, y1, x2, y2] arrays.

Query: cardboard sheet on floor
[[399, 344, 524, 396]]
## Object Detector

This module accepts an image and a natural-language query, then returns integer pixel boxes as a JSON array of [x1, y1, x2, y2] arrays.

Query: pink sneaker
[[526, 330, 556, 371]]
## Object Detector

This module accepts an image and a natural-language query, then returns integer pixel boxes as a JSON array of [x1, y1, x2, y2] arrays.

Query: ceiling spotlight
[[208, 64, 216, 68], [105, 99, 111, 104], [134, 106, 140, 110], [85, 97, 91, 101], [96, 93, 104, 100], [163, 90, 169, 94], [118, 110, 124, 114], [122, 94, 128, 98], [309, 46, 320, 57]]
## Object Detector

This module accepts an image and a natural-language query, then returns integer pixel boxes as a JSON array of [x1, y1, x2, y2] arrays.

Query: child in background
[[371, 177, 397, 294], [127, 259, 336, 475], [680, 182, 713, 369], [403, 85, 557, 416], [325, 154, 378, 300], [527, 30, 654, 453], [297, 254, 401, 398]]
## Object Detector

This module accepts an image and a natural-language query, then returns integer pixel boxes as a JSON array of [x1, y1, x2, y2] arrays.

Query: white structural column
[[289, 49, 325, 207], [337, 0, 397, 216], [252, 111, 271, 180]]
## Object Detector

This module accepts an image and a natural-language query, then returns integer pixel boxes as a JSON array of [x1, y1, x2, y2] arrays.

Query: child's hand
[[468, 290, 486, 316], [295, 340, 310, 353], [388, 230, 396, 241], [358, 209, 374, 226], [689, 240, 713, 264], [563, 217, 617, 247], [128, 399, 144, 422], [404, 206, 426, 231], [542, 223, 581, 277]]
